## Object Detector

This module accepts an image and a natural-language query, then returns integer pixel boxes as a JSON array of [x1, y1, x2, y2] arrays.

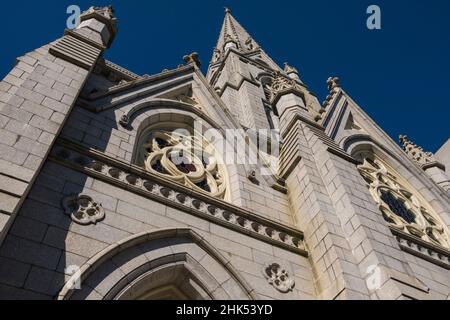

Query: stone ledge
[[50, 138, 308, 257], [391, 227, 450, 270], [49, 34, 102, 70]]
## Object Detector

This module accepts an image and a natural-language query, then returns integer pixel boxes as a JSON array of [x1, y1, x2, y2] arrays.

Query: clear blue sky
[[1, 0, 449, 152]]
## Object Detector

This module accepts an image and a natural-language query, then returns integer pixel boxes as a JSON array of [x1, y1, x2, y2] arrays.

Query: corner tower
[[0, 6, 117, 245]]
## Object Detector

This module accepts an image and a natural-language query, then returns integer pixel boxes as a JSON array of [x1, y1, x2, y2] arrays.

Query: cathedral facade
[[0, 6, 449, 300]]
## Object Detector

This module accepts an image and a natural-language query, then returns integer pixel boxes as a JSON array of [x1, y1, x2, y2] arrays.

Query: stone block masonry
[[0, 7, 117, 245]]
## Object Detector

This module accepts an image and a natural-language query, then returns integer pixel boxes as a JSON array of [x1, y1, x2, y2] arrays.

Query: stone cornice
[[118, 98, 223, 132], [81, 73, 195, 113], [103, 59, 140, 80], [49, 34, 103, 70], [64, 29, 106, 51], [78, 7, 117, 46], [391, 227, 450, 270], [83, 65, 194, 102], [50, 138, 308, 256]]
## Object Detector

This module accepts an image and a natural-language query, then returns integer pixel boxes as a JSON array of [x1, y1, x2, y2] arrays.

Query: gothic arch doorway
[[58, 229, 255, 300], [110, 254, 217, 300]]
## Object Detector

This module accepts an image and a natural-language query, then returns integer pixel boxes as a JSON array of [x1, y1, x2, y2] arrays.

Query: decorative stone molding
[[62, 194, 105, 225], [83, 5, 116, 20], [283, 62, 298, 76], [358, 157, 450, 249], [223, 34, 239, 50], [78, 6, 118, 47], [211, 48, 221, 63], [327, 76, 340, 91], [103, 59, 140, 80], [262, 263, 295, 293], [49, 5, 119, 70], [58, 228, 258, 300], [279, 115, 357, 179], [118, 98, 218, 130], [399, 135, 444, 170], [50, 140, 308, 256], [392, 227, 450, 270], [49, 34, 102, 70], [322, 77, 341, 109], [245, 37, 255, 51]]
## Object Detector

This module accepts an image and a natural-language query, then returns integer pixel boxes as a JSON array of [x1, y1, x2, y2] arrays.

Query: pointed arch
[[58, 228, 256, 300], [120, 98, 223, 132]]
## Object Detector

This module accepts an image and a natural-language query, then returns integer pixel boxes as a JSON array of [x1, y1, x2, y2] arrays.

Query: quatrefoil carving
[[62, 195, 105, 226], [263, 263, 295, 293]]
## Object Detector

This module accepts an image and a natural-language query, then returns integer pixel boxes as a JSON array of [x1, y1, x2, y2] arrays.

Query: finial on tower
[[224, 7, 231, 14], [284, 62, 301, 82], [183, 52, 201, 68], [327, 77, 340, 91], [284, 62, 298, 74]]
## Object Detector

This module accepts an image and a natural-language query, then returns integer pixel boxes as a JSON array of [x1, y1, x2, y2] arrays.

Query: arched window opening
[[135, 124, 228, 199], [357, 155, 450, 249]]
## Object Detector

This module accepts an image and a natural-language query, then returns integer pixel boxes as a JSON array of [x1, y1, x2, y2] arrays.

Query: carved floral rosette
[[357, 158, 450, 248], [262, 263, 295, 293], [138, 130, 227, 199], [62, 194, 105, 225]]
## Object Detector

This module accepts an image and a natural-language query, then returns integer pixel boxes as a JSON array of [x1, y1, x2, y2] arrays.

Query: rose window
[[357, 157, 450, 248], [138, 130, 227, 199]]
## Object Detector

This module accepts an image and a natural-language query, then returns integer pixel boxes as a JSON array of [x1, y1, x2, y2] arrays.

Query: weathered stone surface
[[0, 6, 448, 301]]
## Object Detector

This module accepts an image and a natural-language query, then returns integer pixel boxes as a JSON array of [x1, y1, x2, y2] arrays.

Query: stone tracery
[[137, 129, 227, 199], [357, 157, 450, 248]]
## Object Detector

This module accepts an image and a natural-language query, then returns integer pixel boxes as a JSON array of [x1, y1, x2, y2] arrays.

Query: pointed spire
[[210, 8, 260, 64]]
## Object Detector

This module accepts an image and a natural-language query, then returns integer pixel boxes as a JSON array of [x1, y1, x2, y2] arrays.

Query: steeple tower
[[214, 7, 259, 57], [206, 9, 309, 130], [207, 8, 281, 80]]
